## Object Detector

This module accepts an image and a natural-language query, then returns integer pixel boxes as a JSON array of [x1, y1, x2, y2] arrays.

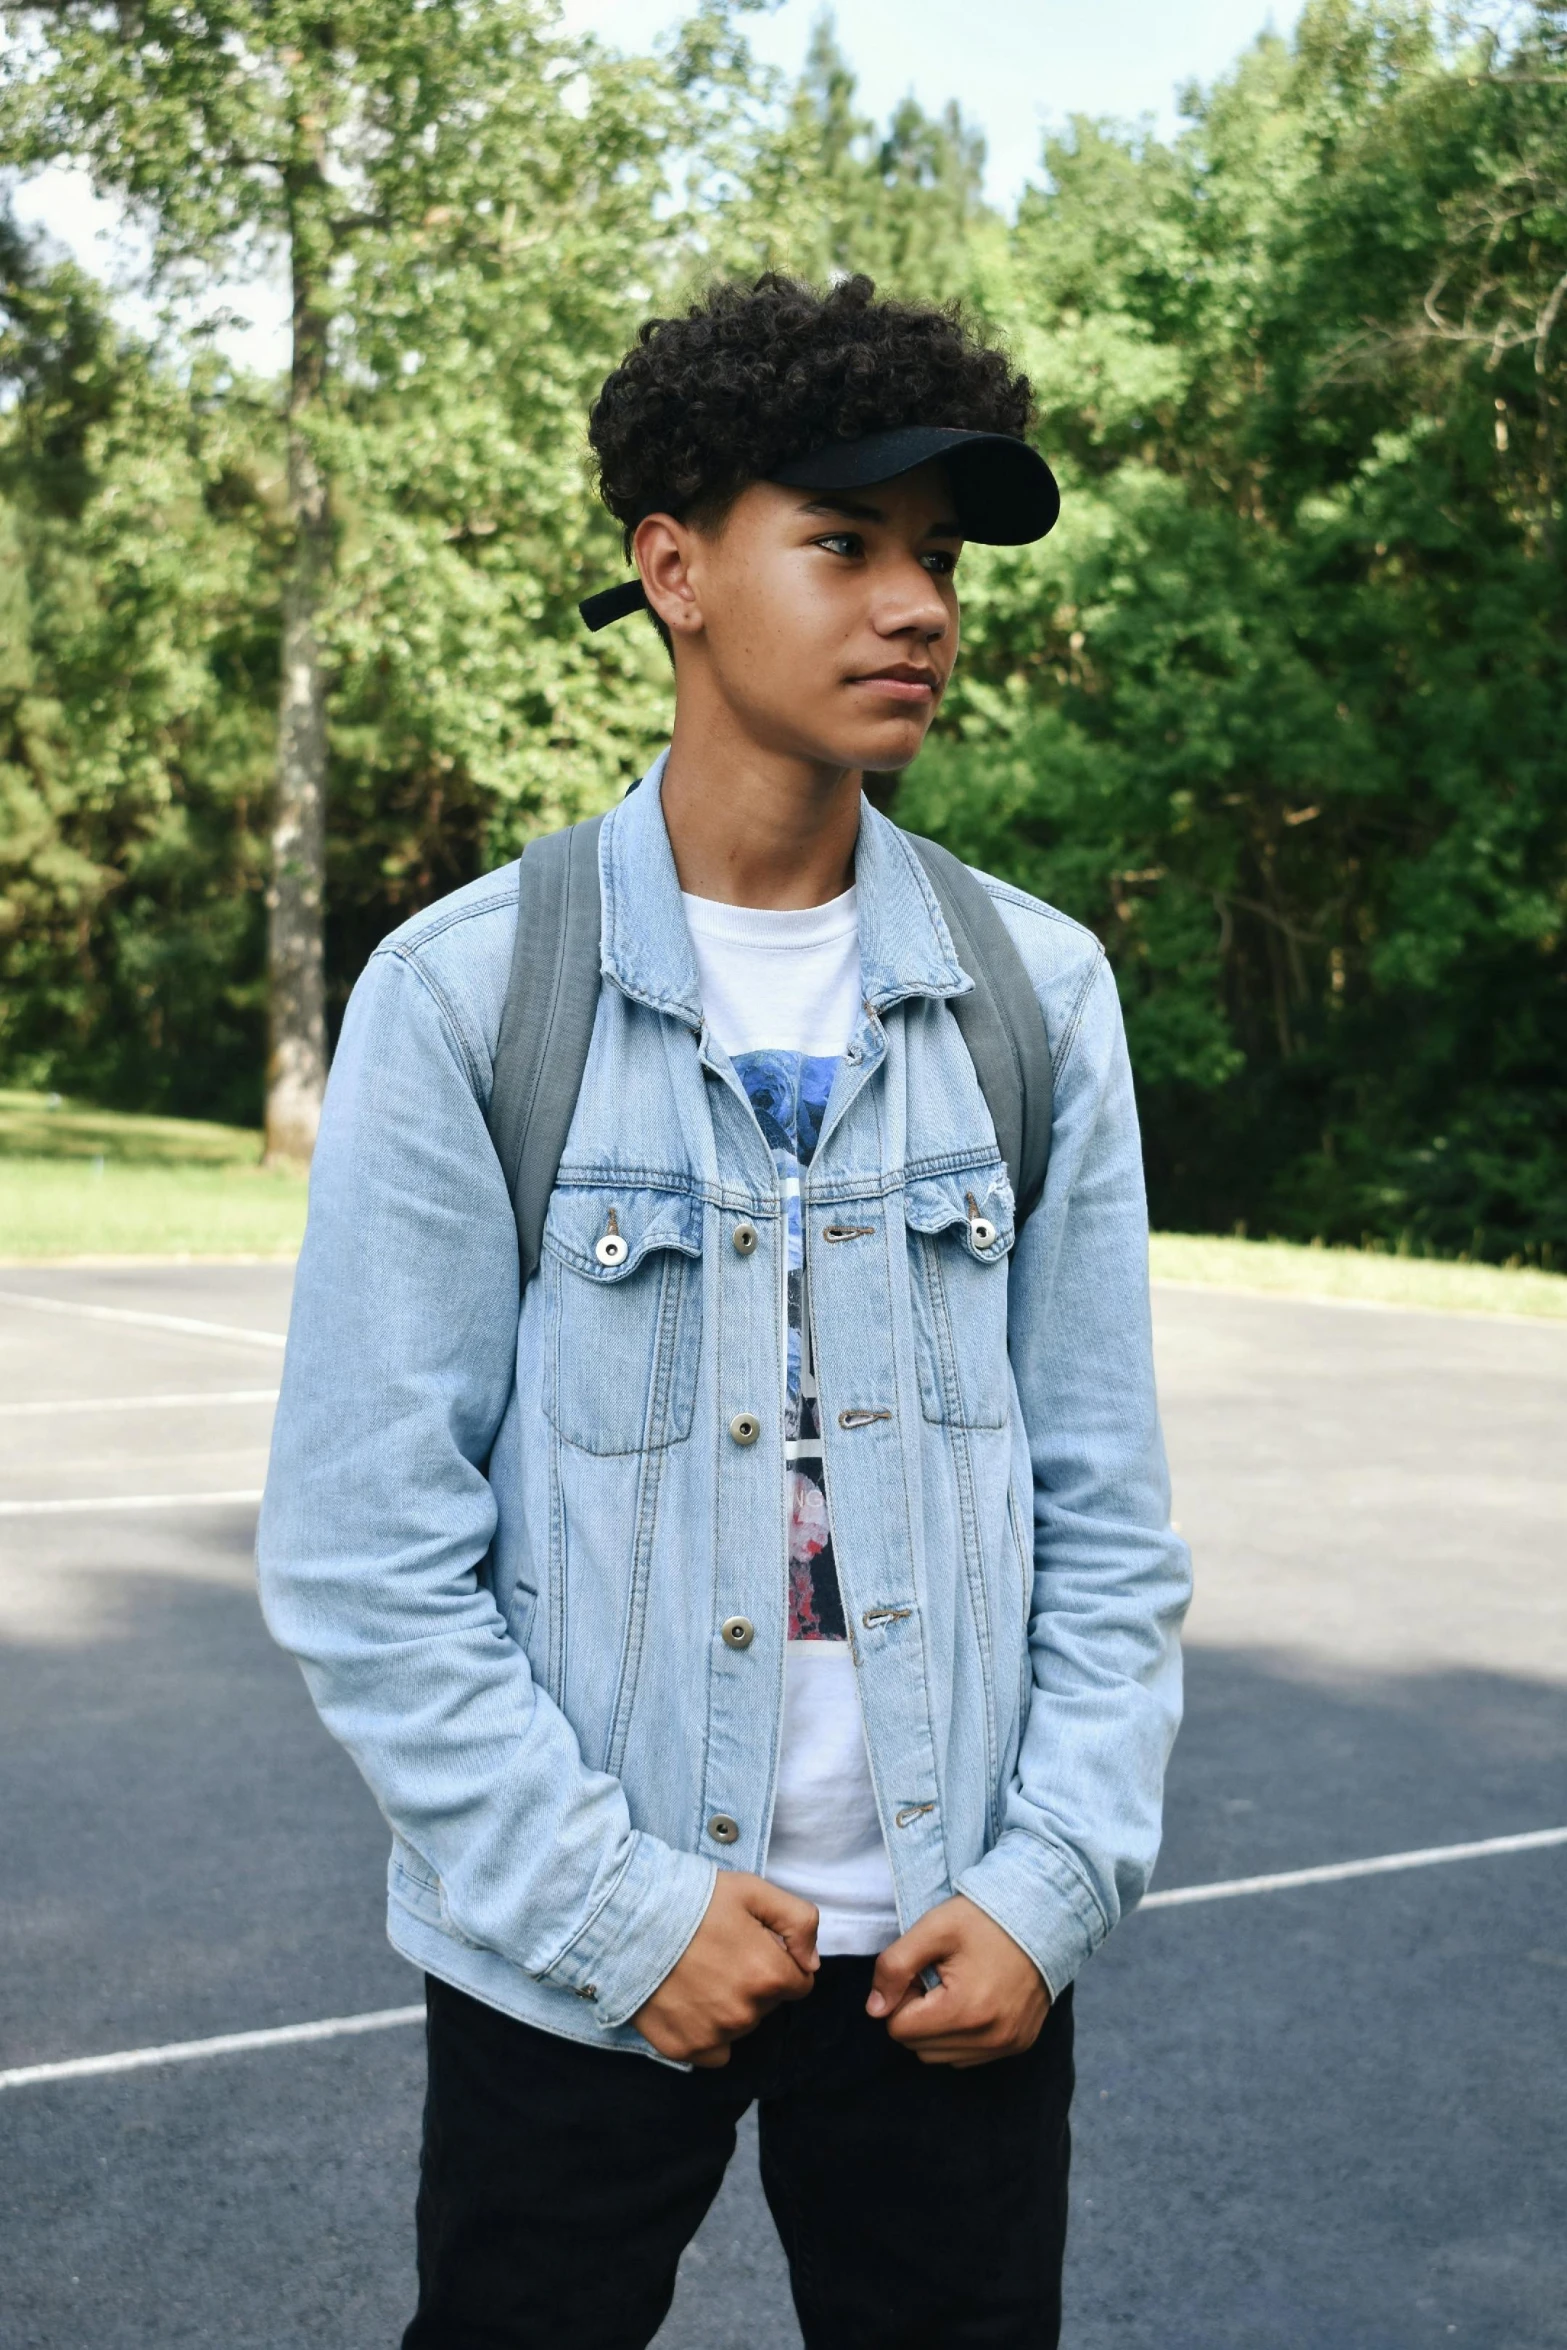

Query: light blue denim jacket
[[258, 758, 1190, 2054]]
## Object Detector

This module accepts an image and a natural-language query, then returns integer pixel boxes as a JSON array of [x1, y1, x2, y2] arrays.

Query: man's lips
[[847, 667, 941, 704]]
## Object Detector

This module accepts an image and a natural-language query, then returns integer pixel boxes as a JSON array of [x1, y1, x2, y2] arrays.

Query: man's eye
[[815, 533, 862, 558], [922, 550, 958, 576]]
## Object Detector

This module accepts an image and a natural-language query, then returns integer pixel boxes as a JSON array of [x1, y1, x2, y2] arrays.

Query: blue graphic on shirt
[[732, 1049, 845, 1642]]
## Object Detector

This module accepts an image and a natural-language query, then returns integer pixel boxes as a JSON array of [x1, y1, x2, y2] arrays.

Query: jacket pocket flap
[[904, 1167, 1015, 1260], [543, 1184, 704, 1282]]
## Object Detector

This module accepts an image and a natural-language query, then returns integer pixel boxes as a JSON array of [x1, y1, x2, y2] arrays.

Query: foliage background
[[2, 0, 1564, 1259]]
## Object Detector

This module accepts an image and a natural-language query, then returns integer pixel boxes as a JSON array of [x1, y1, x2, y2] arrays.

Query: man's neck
[[660, 704, 862, 911]]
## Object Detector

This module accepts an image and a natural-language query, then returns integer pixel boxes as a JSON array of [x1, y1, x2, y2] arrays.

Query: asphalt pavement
[[0, 1262, 1563, 2350]]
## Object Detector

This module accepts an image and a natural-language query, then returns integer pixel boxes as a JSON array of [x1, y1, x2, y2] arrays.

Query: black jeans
[[402, 1960, 1074, 2350]]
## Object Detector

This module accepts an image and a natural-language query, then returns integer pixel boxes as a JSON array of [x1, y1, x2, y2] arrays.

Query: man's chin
[[823, 722, 932, 777], [752, 712, 931, 776]]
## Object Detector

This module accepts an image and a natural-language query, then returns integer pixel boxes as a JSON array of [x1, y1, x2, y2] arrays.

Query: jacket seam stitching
[[377, 944, 488, 1099], [925, 1246, 1001, 1836], [370, 874, 519, 958], [1051, 947, 1106, 1084], [603, 1258, 685, 1767], [807, 1153, 1006, 1203], [549, 1152, 1009, 1203], [600, 804, 703, 1022], [879, 816, 969, 992], [976, 874, 1101, 945], [986, 1830, 1114, 1942], [552, 1166, 758, 1200], [534, 1841, 643, 1981], [607, 977, 704, 1023]]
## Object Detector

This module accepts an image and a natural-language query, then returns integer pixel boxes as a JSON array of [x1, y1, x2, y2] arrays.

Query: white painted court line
[[1141, 1823, 1567, 1909], [0, 2005, 425, 2092], [0, 1390, 279, 1419], [0, 1288, 286, 1349], [3, 1825, 1562, 2093], [0, 1489, 265, 1518]]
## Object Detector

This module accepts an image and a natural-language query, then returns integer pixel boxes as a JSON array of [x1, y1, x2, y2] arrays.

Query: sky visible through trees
[[1, 2, 1564, 1259]]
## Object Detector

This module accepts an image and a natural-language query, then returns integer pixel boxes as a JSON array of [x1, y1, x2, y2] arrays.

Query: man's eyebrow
[[800, 494, 886, 523], [799, 495, 964, 538]]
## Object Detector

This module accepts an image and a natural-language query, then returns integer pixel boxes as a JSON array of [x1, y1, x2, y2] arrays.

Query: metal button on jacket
[[728, 1411, 761, 1446], [732, 1222, 758, 1256], [720, 1615, 755, 1650], [594, 1233, 629, 1267], [708, 1814, 740, 1844], [965, 1192, 997, 1249]]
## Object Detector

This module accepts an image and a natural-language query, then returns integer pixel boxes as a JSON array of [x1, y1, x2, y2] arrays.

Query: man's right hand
[[633, 1873, 819, 2067]]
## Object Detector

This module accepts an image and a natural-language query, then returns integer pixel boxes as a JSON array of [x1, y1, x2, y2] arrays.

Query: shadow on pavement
[[1065, 1645, 1567, 2350], [1, 1575, 1564, 2349]]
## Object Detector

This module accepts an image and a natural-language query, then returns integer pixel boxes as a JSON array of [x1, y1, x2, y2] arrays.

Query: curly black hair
[[588, 273, 1034, 563]]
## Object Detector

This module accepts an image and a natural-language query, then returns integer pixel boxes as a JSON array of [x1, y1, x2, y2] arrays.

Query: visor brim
[[769, 426, 1058, 546]]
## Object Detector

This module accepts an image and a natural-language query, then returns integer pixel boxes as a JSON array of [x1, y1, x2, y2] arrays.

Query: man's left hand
[[867, 1894, 1051, 2067]]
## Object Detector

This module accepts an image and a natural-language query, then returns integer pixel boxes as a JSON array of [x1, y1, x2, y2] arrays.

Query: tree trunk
[[264, 226, 332, 1165]]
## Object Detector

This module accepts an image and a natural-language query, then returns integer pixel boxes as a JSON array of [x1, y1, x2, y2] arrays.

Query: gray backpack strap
[[904, 833, 1054, 1225], [488, 815, 606, 1286]]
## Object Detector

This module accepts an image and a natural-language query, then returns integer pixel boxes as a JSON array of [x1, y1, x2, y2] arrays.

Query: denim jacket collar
[[598, 748, 972, 1027]]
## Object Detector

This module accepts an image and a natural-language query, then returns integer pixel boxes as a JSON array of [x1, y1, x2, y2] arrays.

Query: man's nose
[[877, 561, 950, 640]]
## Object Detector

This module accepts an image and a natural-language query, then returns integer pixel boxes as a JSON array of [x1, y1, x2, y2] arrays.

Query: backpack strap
[[488, 814, 607, 1287], [903, 833, 1054, 1226]]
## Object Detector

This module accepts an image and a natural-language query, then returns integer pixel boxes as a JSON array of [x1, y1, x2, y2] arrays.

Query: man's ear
[[634, 514, 704, 640]]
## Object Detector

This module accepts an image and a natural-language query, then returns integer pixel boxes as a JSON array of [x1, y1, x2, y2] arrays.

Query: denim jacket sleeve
[[954, 920, 1192, 1997], [256, 942, 717, 2030]]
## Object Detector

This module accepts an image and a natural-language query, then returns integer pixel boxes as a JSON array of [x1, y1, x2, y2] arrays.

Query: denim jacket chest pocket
[[540, 1184, 704, 1455], [904, 1169, 1015, 1429]]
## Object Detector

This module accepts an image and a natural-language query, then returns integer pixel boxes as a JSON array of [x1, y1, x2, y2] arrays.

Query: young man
[[259, 273, 1190, 2350]]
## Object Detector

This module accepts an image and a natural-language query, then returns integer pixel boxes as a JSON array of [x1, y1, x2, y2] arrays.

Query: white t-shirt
[[682, 885, 900, 1956]]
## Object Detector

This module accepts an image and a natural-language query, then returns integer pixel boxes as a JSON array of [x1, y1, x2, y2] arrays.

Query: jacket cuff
[[538, 1833, 718, 2029], [955, 1830, 1112, 2000]]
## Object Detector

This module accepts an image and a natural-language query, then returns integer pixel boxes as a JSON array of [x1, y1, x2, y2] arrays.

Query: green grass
[[1150, 1231, 1567, 1321], [0, 1089, 307, 1260], [0, 1086, 283, 1167], [4, 1090, 1565, 1315]]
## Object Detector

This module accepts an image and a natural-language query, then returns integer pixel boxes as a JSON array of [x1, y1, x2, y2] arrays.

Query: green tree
[[899, 1, 1567, 1261], [4, 1, 1564, 1261], [0, 219, 278, 1117], [1, 0, 675, 1155], [701, 12, 1006, 301]]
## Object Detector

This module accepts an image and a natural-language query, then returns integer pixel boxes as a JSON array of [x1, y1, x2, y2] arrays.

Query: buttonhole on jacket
[[895, 1803, 936, 1829], [822, 1222, 876, 1242], [574, 1985, 599, 2002], [838, 1407, 892, 1429], [862, 1606, 912, 1630]]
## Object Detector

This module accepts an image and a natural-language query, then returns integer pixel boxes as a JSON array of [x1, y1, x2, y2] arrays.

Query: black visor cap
[[578, 425, 1058, 629], [769, 426, 1059, 546]]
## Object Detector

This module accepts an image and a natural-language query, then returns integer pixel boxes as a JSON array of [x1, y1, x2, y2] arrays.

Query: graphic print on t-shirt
[[731, 1048, 846, 1642]]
